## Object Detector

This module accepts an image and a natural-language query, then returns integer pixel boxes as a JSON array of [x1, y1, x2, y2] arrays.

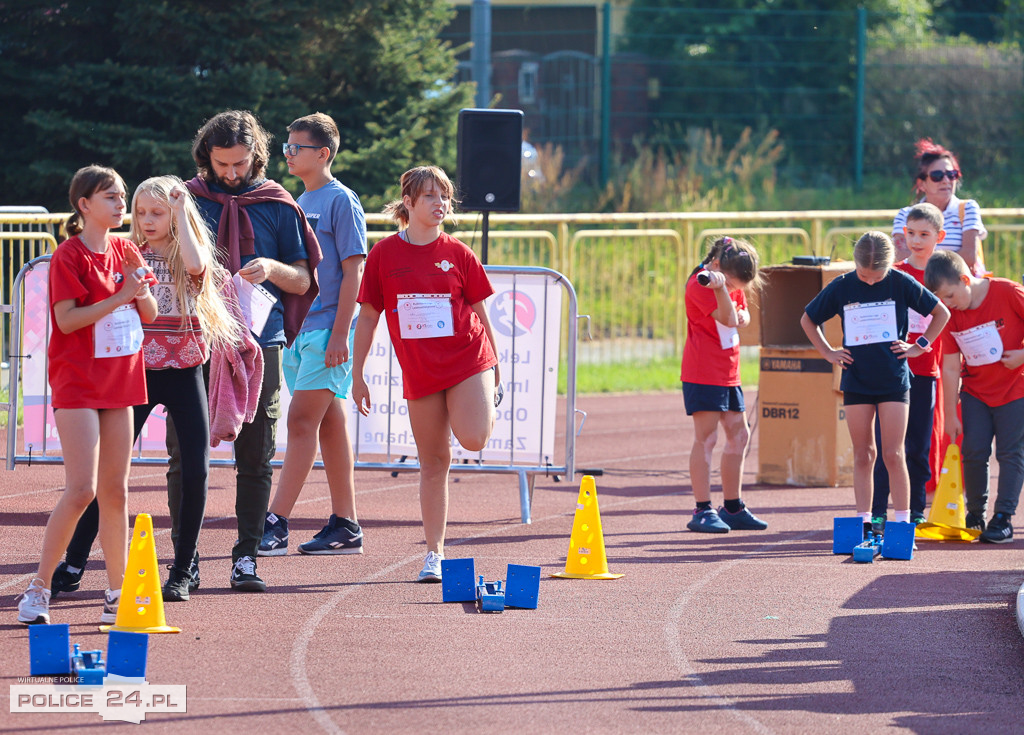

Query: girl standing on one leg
[[682, 237, 768, 533], [351, 166, 500, 582], [17, 165, 157, 625], [801, 232, 949, 532]]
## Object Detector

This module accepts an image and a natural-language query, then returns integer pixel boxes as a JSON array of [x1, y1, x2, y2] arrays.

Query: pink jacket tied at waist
[[209, 277, 264, 447]]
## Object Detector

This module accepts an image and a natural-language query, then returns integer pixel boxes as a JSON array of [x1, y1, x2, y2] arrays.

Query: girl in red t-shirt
[[17, 166, 157, 626], [49, 175, 244, 605], [681, 237, 769, 534], [352, 166, 500, 583]]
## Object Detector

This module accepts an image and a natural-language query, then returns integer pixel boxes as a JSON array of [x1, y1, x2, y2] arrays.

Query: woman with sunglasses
[[892, 138, 987, 277]]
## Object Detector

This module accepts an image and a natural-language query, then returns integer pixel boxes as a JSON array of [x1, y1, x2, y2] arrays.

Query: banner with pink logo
[[346, 271, 561, 464]]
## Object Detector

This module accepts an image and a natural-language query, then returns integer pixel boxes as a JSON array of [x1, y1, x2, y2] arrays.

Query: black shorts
[[843, 389, 910, 406], [682, 382, 745, 415]]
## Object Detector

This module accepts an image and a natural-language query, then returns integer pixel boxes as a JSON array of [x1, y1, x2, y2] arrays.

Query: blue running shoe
[[258, 513, 289, 557], [718, 505, 768, 530], [687, 508, 730, 533], [298, 515, 364, 555]]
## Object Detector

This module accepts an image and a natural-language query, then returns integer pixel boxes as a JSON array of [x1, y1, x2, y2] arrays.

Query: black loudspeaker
[[456, 108, 523, 212]]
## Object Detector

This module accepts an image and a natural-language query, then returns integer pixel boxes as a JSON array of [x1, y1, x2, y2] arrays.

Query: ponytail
[[63, 212, 84, 239], [383, 199, 410, 227], [692, 236, 762, 290]]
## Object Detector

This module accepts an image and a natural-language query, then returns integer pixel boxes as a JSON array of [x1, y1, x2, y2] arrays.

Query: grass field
[[564, 351, 760, 395]]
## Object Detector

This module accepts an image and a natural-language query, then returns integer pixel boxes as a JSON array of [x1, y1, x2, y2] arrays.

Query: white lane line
[[663, 530, 823, 735], [289, 486, 706, 733]]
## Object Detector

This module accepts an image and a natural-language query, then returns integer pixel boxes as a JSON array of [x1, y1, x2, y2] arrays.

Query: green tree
[[0, 0, 472, 211]]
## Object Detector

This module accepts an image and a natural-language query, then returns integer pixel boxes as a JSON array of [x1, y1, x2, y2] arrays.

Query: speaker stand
[[481, 210, 490, 265]]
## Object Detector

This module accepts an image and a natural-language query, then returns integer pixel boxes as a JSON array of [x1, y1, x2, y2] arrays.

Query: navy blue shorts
[[843, 389, 910, 406], [682, 382, 745, 415]]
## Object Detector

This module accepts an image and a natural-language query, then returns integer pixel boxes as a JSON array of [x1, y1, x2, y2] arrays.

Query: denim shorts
[[283, 327, 355, 398], [682, 382, 745, 415]]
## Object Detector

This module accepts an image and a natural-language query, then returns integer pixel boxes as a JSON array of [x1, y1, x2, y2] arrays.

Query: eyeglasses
[[282, 143, 323, 156], [920, 169, 960, 182]]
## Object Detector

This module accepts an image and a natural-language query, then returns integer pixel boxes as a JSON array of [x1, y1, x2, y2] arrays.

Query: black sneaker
[[188, 551, 201, 591], [50, 560, 86, 598], [979, 512, 1013, 544], [162, 566, 193, 602], [297, 515, 364, 555], [258, 513, 289, 556], [965, 511, 986, 533], [229, 555, 266, 592]]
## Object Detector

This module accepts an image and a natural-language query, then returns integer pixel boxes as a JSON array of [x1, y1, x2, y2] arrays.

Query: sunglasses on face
[[282, 143, 323, 156], [920, 169, 960, 182]]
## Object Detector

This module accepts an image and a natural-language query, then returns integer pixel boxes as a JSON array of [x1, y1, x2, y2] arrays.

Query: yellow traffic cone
[[100, 513, 180, 633], [916, 444, 981, 542], [551, 475, 624, 579]]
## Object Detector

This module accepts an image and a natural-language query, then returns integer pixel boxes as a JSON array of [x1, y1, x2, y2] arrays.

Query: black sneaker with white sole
[[965, 511, 986, 533], [50, 560, 86, 598], [230, 555, 266, 592], [979, 512, 1013, 544]]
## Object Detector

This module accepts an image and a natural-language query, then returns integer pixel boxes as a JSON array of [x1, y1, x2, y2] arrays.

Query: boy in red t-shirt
[[924, 250, 1024, 543], [871, 203, 946, 527]]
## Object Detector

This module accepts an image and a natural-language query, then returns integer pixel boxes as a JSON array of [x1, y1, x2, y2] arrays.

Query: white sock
[[894, 510, 910, 524], [858, 511, 872, 523]]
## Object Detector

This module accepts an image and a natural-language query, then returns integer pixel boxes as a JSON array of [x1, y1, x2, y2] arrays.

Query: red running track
[[1, 391, 1022, 733]]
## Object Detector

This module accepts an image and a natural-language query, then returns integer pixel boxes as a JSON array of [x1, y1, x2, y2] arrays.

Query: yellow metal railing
[[7, 209, 1024, 362]]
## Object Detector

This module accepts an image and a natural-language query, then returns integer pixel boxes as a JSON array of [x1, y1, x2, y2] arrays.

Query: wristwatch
[[915, 336, 930, 349]]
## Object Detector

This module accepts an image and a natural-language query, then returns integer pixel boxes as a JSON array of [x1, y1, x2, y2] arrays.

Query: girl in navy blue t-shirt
[[800, 232, 949, 529]]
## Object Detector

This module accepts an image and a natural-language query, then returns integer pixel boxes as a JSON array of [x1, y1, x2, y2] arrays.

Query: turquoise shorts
[[283, 327, 355, 398]]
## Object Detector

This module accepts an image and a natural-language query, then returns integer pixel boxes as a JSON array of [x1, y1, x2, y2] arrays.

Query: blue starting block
[[505, 564, 541, 609], [107, 630, 149, 678], [476, 577, 505, 612], [27, 624, 149, 681], [881, 520, 915, 560], [71, 644, 106, 685], [441, 558, 477, 603], [852, 532, 883, 563], [29, 624, 71, 676], [440, 559, 541, 611], [833, 517, 866, 555]]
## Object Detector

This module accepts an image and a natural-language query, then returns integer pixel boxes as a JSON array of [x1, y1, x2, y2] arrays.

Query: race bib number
[[843, 300, 897, 346], [397, 293, 455, 340], [95, 304, 144, 358], [715, 321, 739, 350], [951, 321, 1003, 366]]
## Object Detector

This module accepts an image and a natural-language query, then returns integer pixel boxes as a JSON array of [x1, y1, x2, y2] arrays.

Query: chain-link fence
[[442, 4, 1024, 188]]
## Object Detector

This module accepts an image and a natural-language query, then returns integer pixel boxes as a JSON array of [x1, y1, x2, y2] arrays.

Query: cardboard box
[[757, 347, 853, 487], [757, 262, 853, 348]]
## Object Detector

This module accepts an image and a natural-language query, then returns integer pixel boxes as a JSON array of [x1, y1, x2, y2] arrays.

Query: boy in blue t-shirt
[[259, 112, 367, 558]]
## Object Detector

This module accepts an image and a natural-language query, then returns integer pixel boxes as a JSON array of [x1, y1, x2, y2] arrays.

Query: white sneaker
[[17, 578, 51, 625], [100, 588, 120, 625], [417, 551, 443, 583]]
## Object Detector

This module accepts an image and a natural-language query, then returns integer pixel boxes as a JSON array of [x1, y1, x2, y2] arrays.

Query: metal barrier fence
[[5, 209, 1024, 365], [3, 257, 580, 524]]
